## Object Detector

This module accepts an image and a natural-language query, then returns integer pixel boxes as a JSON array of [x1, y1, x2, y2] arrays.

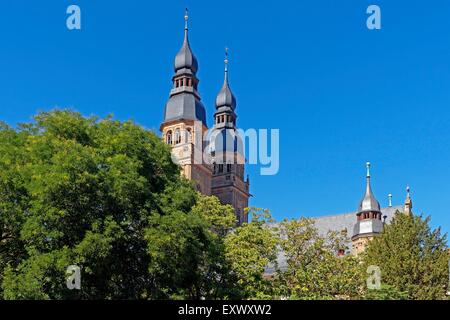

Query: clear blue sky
[[0, 1, 449, 235]]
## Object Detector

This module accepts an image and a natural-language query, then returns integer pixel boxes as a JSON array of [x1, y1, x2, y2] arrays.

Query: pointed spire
[[358, 161, 381, 213], [174, 8, 198, 74], [215, 47, 236, 109], [404, 185, 413, 216]]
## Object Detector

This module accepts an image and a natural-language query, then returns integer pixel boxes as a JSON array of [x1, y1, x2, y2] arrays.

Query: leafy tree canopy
[[363, 212, 449, 300]]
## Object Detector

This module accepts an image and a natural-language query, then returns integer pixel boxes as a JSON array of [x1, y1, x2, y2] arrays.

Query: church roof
[[163, 93, 207, 125], [162, 10, 207, 127], [266, 205, 403, 274]]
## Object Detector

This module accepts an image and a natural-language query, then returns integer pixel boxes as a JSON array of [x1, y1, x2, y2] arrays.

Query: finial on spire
[[388, 193, 392, 207], [404, 185, 413, 216], [224, 47, 229, 72], [184, 8, 189, 30], [366, 162, 371, 178]]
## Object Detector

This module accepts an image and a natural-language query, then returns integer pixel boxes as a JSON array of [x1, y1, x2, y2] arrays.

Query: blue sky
[[0, 1, 449, 235]]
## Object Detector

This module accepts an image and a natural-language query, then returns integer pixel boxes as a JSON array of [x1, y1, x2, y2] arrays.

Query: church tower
[[160, 9, 212, 195], [351, 162, 384, 255], [209, 49, 250, 224]]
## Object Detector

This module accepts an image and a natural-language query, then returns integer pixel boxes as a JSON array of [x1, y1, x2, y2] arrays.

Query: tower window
[[166, 131, 172, 145], [186, 128, 192, 143], [174, 128, 181, 144], [218, 164, 223, 173], [227, 164, 232, 172]]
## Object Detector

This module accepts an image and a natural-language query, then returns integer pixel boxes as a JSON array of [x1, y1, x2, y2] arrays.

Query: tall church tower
[[209, 49, 250, 224], [351, 162, 384, 255], [160, 10, 212, 195]]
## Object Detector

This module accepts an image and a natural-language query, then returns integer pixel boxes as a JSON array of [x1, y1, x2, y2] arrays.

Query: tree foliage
[[0, 110, 218, 299], [224, 208, 279, 299], [363, 212, 449, 300], [1, 111, 448, 300], [275, 218, 365, 299]]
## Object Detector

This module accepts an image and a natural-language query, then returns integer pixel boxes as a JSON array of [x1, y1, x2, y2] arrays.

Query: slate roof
[[266, 205, 403, 274]]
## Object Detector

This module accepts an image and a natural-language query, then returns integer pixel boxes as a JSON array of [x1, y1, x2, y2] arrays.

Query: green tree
[[145, 194, 239, 300], [363, 211, 449, 300], [276, 218, 365, 300], [363, 284, 409, 300], [0, 110, 208, 299], [224, 208, 279, 299]]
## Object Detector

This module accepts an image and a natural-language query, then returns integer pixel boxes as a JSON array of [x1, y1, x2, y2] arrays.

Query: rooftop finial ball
[[366, 161, 371, 167]]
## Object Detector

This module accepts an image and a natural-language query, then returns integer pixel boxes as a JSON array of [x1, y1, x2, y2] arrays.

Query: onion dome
[[174, 9, 198, 74], [215, 50, 236, 109]]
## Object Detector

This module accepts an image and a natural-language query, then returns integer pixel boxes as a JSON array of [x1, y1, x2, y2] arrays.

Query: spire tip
[[224, 47, 229, 72], [184, 8, 189, 30]]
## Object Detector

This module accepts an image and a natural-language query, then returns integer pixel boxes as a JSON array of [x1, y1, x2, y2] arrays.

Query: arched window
[[166, 130, 172, 145], [186, 128, 192, 143], [227, 164, 232, 172], [174, 128, 181, 144]]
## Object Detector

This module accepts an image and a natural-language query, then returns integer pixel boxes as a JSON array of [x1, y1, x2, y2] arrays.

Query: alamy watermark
[[66, 5, 81, 30], [367, 5, 381, 30], [366, 265, 381, 290], [66, 265, 81, 290], [167, 121, 279, 176]]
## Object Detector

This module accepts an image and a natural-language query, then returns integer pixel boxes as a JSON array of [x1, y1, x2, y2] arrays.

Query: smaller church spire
[[358, 161, 381, 213], [184, 8, 189, 30], [404, 185, 413, 216], [388, 193, 392, 207], [215, 47, 236, 110]]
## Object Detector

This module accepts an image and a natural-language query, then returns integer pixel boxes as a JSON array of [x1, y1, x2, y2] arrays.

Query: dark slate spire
[[215, 48, 236, 110], [174, 8, 198, 74], [209, 49, 243, 155], [162, 9, 207, 127]]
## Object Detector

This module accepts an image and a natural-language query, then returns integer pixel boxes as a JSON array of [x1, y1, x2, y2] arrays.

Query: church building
[[159, 11, 413, 252], [160, 10, 250, 225]]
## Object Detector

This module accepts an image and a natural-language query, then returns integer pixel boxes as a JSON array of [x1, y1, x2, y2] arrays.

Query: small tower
[[209, 48, 250, 225], [160, 9, 212, 194], [404, 185, 413, 216], [351, 162, 384, 255]]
